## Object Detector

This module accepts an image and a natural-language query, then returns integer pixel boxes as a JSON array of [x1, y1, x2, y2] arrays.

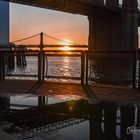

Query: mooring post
[[132, 51, 137, 89], [81, 51, 85, 85], [85, 51, 89, 85]]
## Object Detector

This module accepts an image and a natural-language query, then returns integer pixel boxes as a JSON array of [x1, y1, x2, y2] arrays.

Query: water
[[0, 94, 140, 140], [6, 56, 81, 82]]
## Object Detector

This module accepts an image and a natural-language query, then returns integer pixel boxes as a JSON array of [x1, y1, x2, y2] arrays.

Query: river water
[[6, 56, 81, 82]]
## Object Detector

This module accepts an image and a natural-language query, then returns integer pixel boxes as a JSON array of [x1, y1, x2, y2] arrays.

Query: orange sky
[[10, 3, 89, 45]]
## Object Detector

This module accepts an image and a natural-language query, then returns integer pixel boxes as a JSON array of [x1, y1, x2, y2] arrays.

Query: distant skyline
[[10, 3, 88, 45]]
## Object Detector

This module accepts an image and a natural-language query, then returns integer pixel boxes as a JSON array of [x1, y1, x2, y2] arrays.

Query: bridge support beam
[[0, 1, 9, 45], [88, 0, 139, 86]]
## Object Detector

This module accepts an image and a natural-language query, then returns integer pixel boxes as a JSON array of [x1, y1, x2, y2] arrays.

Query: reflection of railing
[[23, 118, 85, 139]]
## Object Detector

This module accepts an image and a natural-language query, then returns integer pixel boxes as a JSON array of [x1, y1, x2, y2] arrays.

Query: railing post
[[38, 51, 41, 81], [38, 32, 44, 82], [85, 51, 89, 85], [132, 51, 137, 89], [81, 51, 85, 85], [0, 51, 5, 80], [42, 52, 45, 82], [138, 51, 140, 89]]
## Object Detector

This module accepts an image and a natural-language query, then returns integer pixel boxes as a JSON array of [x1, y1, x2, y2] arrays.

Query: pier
[[0, 31, 140, 105], [1, 1, 140, 139]]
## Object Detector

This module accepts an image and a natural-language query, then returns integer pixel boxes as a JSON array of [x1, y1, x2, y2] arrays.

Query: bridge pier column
[[88, 11, 122, 51], [88, 0, 139, 51], [121, 0, 139, 51], [0, 1, 9, 46], [88, 0, 139, 86]]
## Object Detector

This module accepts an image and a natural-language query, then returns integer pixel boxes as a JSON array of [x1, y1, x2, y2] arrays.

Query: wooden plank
[[0, 129, 15, 140], [0, 80, 140, 104]]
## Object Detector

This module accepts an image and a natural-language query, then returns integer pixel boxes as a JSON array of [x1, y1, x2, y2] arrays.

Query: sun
[[59, 39, 74, 51], [60, 46, 73, 51]]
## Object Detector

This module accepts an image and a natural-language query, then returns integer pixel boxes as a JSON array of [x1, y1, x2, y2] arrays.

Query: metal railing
[[0, 50, 85, 84], [85, 50, 138, 88], [138, 49, 140, 89]]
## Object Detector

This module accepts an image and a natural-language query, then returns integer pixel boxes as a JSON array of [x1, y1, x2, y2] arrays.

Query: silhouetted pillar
[[122, 0, 139, 50], [89, 104, 104, 140], [0, 1, 9, 45], [88, 16, 94, 50], [120, 106, 135, 140], [88, 0, 138, 51], [88, 0, 138, 85], [104, 103, 118, 140]]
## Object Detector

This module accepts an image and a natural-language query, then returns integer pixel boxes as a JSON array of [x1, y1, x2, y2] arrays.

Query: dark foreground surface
[[0, 80, 140, 140]]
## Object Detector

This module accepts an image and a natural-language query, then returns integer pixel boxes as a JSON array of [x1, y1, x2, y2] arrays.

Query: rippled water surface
[[7, 57, 81, 82]]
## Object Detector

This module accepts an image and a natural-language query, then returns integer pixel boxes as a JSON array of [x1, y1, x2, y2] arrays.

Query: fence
[[0, 49, 85, 84], [1, 48, 140, 88], [85, 50, 138, 88]]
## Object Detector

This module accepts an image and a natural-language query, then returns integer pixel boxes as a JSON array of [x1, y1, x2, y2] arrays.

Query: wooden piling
[[15, 45, 27, 67], [7, 44, 15, 70]]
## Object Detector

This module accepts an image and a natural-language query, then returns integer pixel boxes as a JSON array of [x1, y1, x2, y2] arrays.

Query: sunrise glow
[[59, 39, 74, 50], [60, 45, 73, 51]]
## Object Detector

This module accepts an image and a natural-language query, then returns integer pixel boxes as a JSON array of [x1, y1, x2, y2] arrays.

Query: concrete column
[[88, 16, 95, 50], [88, 12, 121, 51], [0, 1, 9, 45], [122, 0, 139, 50]]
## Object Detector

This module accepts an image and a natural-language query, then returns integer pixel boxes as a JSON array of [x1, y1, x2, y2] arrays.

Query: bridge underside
[[8, 0, 119, 16]]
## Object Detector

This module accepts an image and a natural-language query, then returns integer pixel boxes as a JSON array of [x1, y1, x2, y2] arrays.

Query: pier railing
[[0, 49, 140, 88], [85, 50, 138, 88], [0, 50, 85, 84]]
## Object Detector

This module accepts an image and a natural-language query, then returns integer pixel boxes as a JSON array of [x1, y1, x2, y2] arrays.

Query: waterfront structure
[[0, 0, 140, 86]]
